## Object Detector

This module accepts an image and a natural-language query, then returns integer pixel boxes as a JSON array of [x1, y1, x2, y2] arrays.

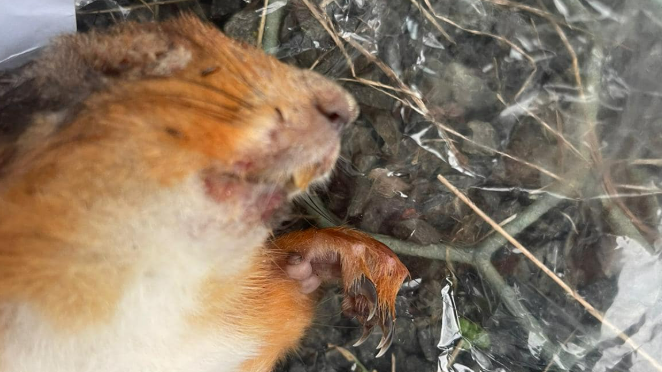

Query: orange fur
[[0, 14, 406, 372]]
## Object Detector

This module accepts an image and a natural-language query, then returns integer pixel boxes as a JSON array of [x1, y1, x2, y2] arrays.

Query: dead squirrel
[[0, 14, 408, 372]]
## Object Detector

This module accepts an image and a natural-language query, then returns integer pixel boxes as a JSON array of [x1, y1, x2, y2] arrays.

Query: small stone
[[324, 348, 353, 370], [391, 219, 443, 245], [352, 154, 380, 174], [416, 279, 445, 317], [365, 110, 402, 156], [444, 62, 497, 111], [343, 123, 380, 158], [210, 0, 244, 19], [346, 176, 374, 218], [416, 318, 439, 362], [303, 326, 344, 350], [405, 354, 437, 372], [359, 195, 406, 233], [316, 290, 343, 325], [344, 70, 395, 110], [367, 168, 411, 198], [293, 2, 331, 43], [418, 149, 451, 176], [421, 193, 466, 230], [504, 119, 558, 187], [287, 362, 307, 372], [393, 317, 420, 353], [420, 59, 452, 108], [462, 120, 498, 155], [352, 327, 383, 365], [223, 9, 259, 45]]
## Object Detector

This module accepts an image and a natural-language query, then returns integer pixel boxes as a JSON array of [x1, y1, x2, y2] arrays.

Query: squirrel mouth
[[282, 163, 326, 196], [202, 156, 336, 226]]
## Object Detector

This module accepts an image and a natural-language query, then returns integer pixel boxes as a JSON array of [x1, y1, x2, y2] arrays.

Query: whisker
[[173, 77, 255, 109]]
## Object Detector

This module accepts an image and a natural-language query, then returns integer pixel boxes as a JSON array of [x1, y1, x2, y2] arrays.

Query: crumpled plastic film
[[74, 1, 662, 371]]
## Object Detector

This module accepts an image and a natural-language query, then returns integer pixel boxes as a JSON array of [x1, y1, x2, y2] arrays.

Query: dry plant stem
[[300, 196, 559, 364], [545, 0, 658, 245], [409, 0, 455, 43], [422, 0, 536, 101], [138, 0, 156, 15], [77, 0, 194, 14], [480, 0, 589, 33], [542, 330, 579, 372], [300, 194, 472, 263], [436, 173, 662, 372], [476, 260, 559, 362], [303, 0, 566, 181], [477, 165, 588, 258], [300, 0, 356, 76], [257, 0, 270, 49], [345, 36, 564, 181], [521, 106, 588, 163], [446, 339, 464, 366], [572, 29, 658, 247], [263, 0, 288, 53], [631, 159, 662, 165]]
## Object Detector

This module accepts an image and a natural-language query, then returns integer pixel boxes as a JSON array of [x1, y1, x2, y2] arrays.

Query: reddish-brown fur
[[0, 15, 408, 371]]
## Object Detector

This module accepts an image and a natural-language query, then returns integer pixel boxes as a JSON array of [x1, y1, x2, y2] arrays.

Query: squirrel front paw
[[275, 227, 409, 357]]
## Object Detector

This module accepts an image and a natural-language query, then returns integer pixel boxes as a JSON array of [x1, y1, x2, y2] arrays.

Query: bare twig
[[409, 0, 455, 43], [138, 0, 155, 15], [629, 158, 662, 166], [521, 106, 588, 163], [257, 0, 270, 49], [542, 330, 578, 372], [436, 173, 662, 372], [302, 0, 569, 180], [300, 0, 356, 76], [548, 9, 658, 244], [77, 0, 194, 14], [447, 339, 464, 366], [481, 0, 589, 34]]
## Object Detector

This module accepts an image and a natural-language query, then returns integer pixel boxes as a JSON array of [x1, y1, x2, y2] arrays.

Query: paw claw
[[375, 312, 393, 350], [375, 314, 394, 358], [352, 323, 375, 347], [349, 278, 378, 322], [375, 329, 393, 358]]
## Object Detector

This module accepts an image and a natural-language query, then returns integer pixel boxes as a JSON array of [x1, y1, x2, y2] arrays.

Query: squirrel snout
[[308, 79, 359, 132], [314, 92, 358, 131]]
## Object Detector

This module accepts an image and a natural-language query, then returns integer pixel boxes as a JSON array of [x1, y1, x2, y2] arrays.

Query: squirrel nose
[[312, 84, 359, 131]]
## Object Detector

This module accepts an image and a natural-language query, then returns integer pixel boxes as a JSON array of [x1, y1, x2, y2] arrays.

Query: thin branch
[[436, 173, 662, 372], [77, 0, 194, 14], [257, 0, 270, 49], [521, 106, 589, 163], [410, 0, 455, 43], [138, 0, 155, 15], [480, 0, 590, 34], [300, 0, 356, 76], [302, 0, 568, 181]]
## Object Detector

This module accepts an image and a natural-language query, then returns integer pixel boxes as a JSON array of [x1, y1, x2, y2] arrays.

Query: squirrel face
[[0, 16, 409, 372], [0, 15, 358, 241]]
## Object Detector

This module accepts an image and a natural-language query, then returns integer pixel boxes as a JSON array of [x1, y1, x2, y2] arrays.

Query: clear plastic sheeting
[[74, 1, 662, 371]]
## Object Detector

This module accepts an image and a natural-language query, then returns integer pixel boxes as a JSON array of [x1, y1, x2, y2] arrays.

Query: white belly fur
[[0, 176, 268, 372]]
